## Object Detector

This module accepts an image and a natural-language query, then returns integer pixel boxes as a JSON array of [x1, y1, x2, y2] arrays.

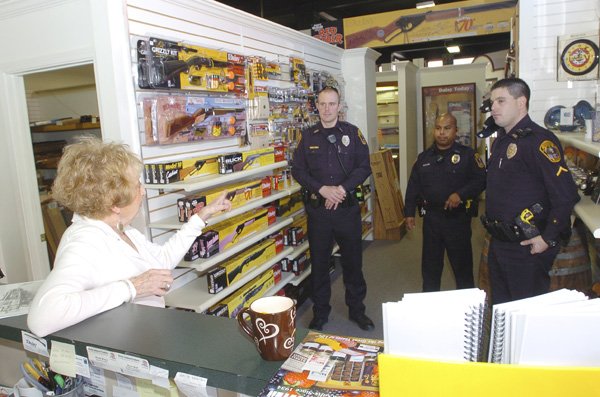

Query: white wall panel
[[519, 0, 599, 124]]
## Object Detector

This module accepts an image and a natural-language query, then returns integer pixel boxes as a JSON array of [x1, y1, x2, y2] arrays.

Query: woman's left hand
[[194, 191, 232, 222], [130, 269, 174, 298]]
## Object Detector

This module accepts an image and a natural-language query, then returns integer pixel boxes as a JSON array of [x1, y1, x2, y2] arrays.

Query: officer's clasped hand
[[444, 193, 462, 210]]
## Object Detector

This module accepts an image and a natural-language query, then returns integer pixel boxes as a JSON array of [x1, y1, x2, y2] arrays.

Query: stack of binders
[[382, 288, 486, 362]]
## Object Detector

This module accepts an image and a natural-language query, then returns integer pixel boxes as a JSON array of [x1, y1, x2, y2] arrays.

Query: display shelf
[[144, 161, 288, 192], [362, 228, 373, 240], [290, 267, 311, 286], [362, 210, 372, 222], [555, 132, 600, 157], [165, 247, 294, 312], [555, 133, 600, 236], [149, 184, 301, 229], [287, 241, 309, 260], [264, 271, 296, 297], [31, 121, 100, 133], [573, 192, 600, 238], [179, 217, 294, 272]]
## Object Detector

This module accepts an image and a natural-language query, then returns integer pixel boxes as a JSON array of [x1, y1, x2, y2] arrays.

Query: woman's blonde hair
[[52, 137, 143, 219]]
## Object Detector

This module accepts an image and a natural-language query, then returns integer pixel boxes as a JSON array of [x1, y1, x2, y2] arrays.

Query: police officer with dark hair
[[291, 86, 373, 331], [484, 77, 579, 305], [405, 113, 486, 292]]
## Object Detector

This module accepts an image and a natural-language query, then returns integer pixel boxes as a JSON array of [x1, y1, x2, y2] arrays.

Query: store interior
[[1, 0, 600, 395]]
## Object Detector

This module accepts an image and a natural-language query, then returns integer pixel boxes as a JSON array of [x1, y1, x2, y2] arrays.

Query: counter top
[[0, 303, 308, 395]]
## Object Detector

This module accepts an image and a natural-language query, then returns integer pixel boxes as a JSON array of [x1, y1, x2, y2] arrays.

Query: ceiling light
[[416, 1, 435, 9], [446, 45, 460, 53], [318, 11, 337, 21]]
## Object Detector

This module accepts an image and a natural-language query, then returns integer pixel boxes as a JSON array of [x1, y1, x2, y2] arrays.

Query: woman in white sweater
[[28, 137, 231, 337]]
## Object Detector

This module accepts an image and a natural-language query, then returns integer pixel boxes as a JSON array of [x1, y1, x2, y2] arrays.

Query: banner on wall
[[311, 21, 344, 48], [343, 0, 515, 49]]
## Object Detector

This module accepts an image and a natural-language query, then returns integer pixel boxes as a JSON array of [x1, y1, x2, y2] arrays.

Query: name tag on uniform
[[309, 146, 319, 150]]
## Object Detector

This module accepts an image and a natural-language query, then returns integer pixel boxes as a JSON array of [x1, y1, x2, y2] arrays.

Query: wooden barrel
[[477, 233, 492, 297], [549, 219, 592, 295]]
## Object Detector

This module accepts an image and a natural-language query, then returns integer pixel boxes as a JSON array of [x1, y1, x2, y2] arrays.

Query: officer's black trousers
[[306, 204, 366, 320], [487, 239, 558, 305], [421, 210, 475, 292]]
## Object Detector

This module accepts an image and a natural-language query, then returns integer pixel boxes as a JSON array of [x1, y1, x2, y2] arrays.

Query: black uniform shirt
[[486, 115, 579, 242], [404, 141, 486, 216], [291, 120, 371, 194]]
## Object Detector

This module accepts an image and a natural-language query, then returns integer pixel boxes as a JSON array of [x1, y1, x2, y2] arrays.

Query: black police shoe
[[309, 317, 328, 331], [349, 313, 375, 331]]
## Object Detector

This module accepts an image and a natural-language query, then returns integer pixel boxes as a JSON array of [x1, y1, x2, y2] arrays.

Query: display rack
[[145, 161, 288, 192], [150, 184, 301, 229], [165, 247, 294, 312], [554, 132, 600, 237]]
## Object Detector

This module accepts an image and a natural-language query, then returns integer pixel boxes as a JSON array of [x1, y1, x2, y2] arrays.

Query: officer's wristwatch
[[543, 237, 558, 248]]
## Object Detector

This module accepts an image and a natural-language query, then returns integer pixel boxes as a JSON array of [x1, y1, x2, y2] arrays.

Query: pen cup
[[54, 376, 84, 397]]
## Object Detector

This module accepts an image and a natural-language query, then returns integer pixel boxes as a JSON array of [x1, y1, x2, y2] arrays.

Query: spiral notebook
[[488, 289, 588, 364], [383, 288, 486, 362]]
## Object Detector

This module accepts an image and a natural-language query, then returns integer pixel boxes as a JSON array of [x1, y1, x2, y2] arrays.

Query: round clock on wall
[[560, 38, 599, 76]]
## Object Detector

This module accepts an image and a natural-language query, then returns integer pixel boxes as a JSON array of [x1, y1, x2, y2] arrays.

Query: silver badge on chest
[[451, 154, 460, 164], [342, 135, 350, 147]]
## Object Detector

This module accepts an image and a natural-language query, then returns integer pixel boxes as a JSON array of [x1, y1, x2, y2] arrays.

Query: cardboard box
[[370, 150, 405, 230], [206, 237, 283, 294], [208, 269, 275, 318], [273, 191, 304, 217], [235, 147, 275, 172], [218, 152, 243, 174], [144, 154, 219, 184], [200, 207, 276, 255], [177, 177, 271, 222]]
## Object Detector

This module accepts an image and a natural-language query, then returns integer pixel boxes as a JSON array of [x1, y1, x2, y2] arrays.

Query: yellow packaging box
[[206, 237, 282, 294], [210, 268, 275, 318], [237, 147, 275, 172]]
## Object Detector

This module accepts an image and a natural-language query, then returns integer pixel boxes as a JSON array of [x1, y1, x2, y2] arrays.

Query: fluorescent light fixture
[[427, 60, 443, 67], [318, 11, 337, 21], [416, 1, 435, 9], [446, 45, 461, 53], [453, 57, 474, 65]]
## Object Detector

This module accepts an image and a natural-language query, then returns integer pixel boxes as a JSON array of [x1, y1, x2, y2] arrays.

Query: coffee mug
[[237, 296, 296, 361]]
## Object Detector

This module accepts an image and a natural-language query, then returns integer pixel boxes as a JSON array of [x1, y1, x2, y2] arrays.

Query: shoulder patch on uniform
[[357, 128, 367, 145], [474, 153, 485, 168], [539, 140, 561, 163]]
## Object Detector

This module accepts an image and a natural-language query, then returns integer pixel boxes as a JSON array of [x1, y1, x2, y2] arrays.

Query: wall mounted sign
[[422, 83, 476, 149]]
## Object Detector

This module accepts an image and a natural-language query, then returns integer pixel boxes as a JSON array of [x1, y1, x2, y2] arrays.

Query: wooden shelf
[[145, 161, 288, 192], [31, 121, 100, 133]]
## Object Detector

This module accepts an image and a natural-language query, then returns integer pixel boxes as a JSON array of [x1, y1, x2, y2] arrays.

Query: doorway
[[23, 64, 101, 266]]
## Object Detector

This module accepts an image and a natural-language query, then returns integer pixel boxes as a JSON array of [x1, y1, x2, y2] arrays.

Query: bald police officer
[[405, 113, 486, 292], [291, 86, 373, 331], [484, 77, 579, 305]]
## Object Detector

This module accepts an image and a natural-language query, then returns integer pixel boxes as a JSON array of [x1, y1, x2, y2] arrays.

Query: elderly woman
[[28, 138, 231, 337]]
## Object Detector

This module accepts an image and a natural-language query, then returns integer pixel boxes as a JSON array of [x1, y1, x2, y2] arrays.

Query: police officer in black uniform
[[291, 86, 373, 331], [484, 77, 579, 305], [405, 113, 486, 292]]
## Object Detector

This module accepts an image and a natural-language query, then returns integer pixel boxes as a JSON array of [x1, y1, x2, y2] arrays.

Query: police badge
[[451, 154, 460, 164], [342, 135, 350, 147], [506, 143, 517, 159]]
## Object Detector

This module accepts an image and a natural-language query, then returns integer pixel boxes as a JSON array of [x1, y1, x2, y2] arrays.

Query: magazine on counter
[[258, 331, 384, 397]]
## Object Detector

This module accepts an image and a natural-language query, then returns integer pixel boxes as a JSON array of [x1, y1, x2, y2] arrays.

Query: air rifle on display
[[158, 56, 229, 86], [345, 1, 514, 48]]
